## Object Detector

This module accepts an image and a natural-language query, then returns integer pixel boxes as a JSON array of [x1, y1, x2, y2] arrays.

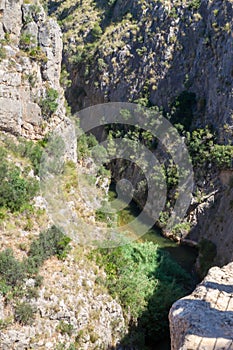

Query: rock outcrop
[[0, 0, 65, 139], [169, 262, 233, 350], [0, 253, 125, 349], [0, 2, 126, 348]]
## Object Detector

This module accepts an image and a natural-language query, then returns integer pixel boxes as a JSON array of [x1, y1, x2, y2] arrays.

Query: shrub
[[0, 280, 12, 296], [91, 144, 108, 165], [14, 301, 35, 325], [0, 249, 26, 287], [93, 242, 191, 326], [185, 126, 214, 168], [56, 320, 74, 336], [20, 140, 44, 175], [77, 133, 98, 160], [183, 127, 233, 171], [0, 45, 6, 61], [189, 0, 201, 10], [0, 161, 39, 212], [28, 225, 71, 267], [211, 144, 233, 169], [28, 46, 48, 63], [40, 88, 59, 119], [91, 23, 103, 40], [60, 66, 72, 88], [25, 286, 39, 299], [95, 208, 116, 227], [39, 135, 65, 176], [19, 33, 36, 51], [34, 274, 43, 287]]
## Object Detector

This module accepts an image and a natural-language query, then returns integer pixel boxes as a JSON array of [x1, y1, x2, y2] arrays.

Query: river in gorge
[[108, 184, 199, 349]]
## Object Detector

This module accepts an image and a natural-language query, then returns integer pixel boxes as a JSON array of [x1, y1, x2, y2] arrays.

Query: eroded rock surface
[[169, 262, 233, 350], [53, 0, 233, 138], [0, 0, 65, 139]]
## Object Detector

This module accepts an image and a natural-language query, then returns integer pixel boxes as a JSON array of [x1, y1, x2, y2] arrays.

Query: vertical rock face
[[188, 178, 233, 266], [169, 263, 233, 350], [54, 0, 233, 137], [0, 0, 65, 139]]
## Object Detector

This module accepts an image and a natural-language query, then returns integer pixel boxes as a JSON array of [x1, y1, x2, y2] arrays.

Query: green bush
[[183, 127, 233, 171], [185, 126, 214, 167], [28, 46, 48, 63], [17, 139, 47, 175], [39, 135, 65, 176], [0, 249, 26, 287], [0, 45, 6, 61], [28, 225, 71, 267], [0, 136, 46, 175], [0, 279, 12, 296], [0, 228, 70, 301], [0, 161, 39, 212], [77, 133, 98, 160], [189, 0, 201, 10], [19, 33, 36, 51], [21, 141, 44, 175], [91, 23, 103, 40], [14, 301, 35, 325], [40, 88, 59, 119], [95, 207, 116, 227], [93, 241, 191, 339], [211, 144, 233, 169], [56, 320, 74, 336], [91, 144, 108, 164]]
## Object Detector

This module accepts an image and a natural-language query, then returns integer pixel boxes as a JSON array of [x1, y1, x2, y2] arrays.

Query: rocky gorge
[[0, 0, 232, 349]]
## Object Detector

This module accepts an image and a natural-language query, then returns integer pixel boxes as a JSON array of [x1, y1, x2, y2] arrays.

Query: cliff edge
[[169, 262, 233, 349]]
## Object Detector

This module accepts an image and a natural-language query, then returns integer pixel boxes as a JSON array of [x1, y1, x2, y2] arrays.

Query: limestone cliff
[[47, 1, 233, 347], [0, 0, 232, 348], [0, 2, 126, 349], [169, 262, 233, 350], [0, 0, 64, 138], [49, 0, 233, 261], [50, 0, 233, 138]]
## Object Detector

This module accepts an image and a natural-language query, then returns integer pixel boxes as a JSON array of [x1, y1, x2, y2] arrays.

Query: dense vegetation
[[39, 87, 59, 120], [91, 241, 192, 347], [0, 147, 39, 212], [1, 134, 47, 174]]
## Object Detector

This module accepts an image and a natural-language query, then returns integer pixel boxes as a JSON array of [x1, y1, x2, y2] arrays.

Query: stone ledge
[[169, 263, 233, 350]]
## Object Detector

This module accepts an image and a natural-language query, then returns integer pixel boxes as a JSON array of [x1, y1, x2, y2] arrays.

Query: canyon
[[0, 0, 232, 349]]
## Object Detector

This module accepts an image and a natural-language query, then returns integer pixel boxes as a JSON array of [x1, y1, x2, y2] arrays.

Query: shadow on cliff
[[171, 297, 233, 344], [116, 279, 233, 350], [150, 0, 233, 128], [204, 281, 233, 294]]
